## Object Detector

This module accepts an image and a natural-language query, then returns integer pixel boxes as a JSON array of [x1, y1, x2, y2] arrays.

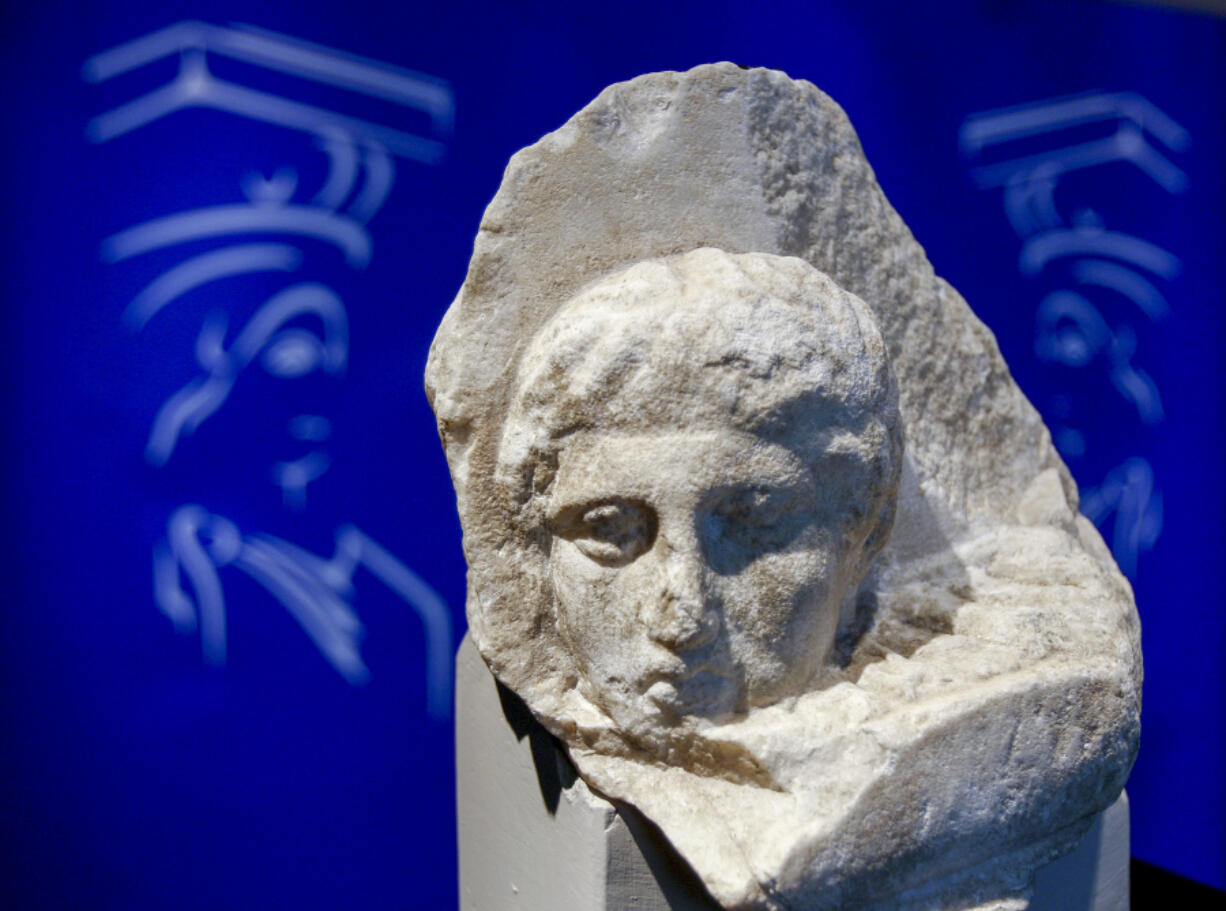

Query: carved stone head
[[427, 64, 1141, 910], [497, 249, 901, 742]]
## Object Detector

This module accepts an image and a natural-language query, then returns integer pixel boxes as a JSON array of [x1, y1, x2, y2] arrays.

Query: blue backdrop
[[2, 2, 1222, 907]]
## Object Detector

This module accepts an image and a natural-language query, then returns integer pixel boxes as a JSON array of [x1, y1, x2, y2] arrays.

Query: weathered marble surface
[[427, 64, 1140, 910], [455, 635, 1131, 911]]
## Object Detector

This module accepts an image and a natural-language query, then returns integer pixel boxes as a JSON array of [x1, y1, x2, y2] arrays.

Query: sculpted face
[[548, 427, 846, 730], [496, 250, 901, 738]]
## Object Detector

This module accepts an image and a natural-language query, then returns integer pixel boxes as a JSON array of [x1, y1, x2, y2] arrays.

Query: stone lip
[[427, 64, 1141, 910]]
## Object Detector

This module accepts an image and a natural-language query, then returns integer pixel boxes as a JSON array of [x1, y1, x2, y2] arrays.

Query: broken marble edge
[[426, 62, 1141, 910]]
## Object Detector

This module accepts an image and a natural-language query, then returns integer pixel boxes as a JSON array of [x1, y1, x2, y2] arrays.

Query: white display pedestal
[[456, 635, 1130, 911]]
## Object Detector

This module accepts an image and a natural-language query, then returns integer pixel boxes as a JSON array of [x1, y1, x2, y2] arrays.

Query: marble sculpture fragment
[[426, 64, 1141, 911]]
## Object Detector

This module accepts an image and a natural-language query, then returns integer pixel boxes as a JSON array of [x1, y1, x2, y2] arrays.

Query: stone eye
[[708, 486, 811, 565], [556, 501, 656, 567], [718, 487, 792, 528]]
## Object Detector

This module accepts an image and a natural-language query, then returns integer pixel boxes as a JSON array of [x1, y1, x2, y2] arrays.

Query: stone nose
[[645, 542, 720, 652]]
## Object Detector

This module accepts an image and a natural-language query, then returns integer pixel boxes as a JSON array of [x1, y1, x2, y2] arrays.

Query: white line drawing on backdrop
[[961, 90, 1189, 197], [103, 204, 373, 267], [86, 23, 456, 706], [1035, 290, 1163, 424], [122, 244, 304, 330], [961, 91, 1186, 578], [83, 20, 452, 162], [145, 282, 348, 466], [1081, 458, 1163, 579], [156, 505, 454, 717]]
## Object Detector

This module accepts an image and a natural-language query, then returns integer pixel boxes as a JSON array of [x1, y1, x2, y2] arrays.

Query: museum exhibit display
[[5, 4, 1225, 910], [432, 65, 1142, 910]]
